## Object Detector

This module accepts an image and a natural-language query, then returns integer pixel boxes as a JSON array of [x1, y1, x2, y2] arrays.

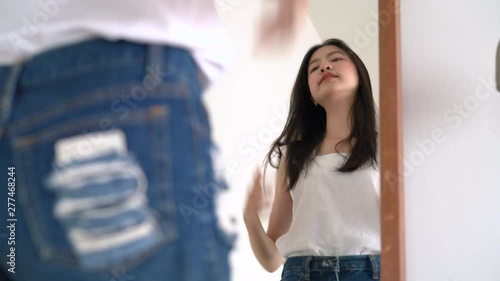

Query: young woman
[[244, 38, 380, 281]]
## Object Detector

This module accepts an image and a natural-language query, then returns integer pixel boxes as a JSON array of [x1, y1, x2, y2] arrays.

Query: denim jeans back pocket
[[10, 103, 178, 272]]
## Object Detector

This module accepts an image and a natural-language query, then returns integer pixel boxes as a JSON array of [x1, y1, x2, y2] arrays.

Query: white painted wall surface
[[401, 0, 500, 280]]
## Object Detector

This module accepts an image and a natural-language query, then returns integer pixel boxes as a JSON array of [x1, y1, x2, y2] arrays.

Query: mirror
[[204, 1, 398, 280]]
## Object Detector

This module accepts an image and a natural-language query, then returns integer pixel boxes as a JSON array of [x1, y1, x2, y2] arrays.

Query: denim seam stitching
[[13, 107, 164, 147], [10, 83, 188, 134], [24, 59, 144, 88]]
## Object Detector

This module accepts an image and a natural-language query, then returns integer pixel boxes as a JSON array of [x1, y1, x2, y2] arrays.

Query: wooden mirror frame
[[379, 0, 405, 280]]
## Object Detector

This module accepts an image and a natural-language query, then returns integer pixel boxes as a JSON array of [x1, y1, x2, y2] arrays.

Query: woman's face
[[307, 45, 359, 106]]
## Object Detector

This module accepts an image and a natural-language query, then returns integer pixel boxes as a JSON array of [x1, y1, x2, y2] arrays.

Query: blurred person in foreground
[[0, 1, 308, 280]]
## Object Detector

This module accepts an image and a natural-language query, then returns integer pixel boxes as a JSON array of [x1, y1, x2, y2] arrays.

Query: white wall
[[205, 1, 379, 280], [401, 0, 500, 280]]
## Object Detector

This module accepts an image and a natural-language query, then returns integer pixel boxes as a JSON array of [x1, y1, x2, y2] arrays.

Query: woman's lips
[[319, 73, 338, 84]]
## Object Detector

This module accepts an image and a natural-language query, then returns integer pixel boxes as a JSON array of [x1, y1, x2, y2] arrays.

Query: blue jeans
[[0, 39, 234, 281], [281, 255, 381, 281]]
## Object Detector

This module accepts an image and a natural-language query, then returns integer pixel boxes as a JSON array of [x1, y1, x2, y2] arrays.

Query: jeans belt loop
[[369, 255, 380, 280]]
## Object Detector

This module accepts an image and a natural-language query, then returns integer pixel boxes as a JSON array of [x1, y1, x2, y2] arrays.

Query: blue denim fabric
[[281, 255, 380, 281], [0, 39, 234, 281]]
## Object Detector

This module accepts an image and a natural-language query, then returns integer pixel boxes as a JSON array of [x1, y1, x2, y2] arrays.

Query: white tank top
[[276, 152, 381, 257], [0, 0, 233, 84]]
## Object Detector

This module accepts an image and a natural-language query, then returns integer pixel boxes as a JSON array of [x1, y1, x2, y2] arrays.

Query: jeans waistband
[[284, 255, 380, 280], [8, 38, 194, 89], [0, 38, 198, 139]]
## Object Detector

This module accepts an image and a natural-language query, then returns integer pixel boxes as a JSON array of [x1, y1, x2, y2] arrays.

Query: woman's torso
[[276, 152, 381, 257]]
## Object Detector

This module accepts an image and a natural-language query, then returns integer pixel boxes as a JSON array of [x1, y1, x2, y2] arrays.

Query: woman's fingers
[[254, 0, 308, 53], [245, 169, 264, 214]]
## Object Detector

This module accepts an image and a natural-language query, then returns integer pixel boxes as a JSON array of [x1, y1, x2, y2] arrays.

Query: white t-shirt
[[276, 153, 381, 257], [0, 0, 234, 84]]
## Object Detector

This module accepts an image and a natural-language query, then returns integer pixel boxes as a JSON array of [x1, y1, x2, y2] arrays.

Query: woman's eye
[[310, 66, 319, 73], [332, 58, 342, 62]]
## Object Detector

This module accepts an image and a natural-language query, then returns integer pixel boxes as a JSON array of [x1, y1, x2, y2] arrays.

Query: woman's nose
[[320, 64, 332, 72]]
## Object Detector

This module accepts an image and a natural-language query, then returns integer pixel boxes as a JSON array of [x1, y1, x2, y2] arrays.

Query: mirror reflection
[[0, 1, 381, 280]]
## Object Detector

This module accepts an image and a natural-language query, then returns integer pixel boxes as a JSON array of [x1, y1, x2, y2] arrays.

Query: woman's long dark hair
[[265, 38, 378, 190]]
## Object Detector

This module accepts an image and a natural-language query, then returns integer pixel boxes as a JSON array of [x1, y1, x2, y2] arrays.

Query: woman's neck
[[317, 108, 354, 155], [323, 103, 352, 140]]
